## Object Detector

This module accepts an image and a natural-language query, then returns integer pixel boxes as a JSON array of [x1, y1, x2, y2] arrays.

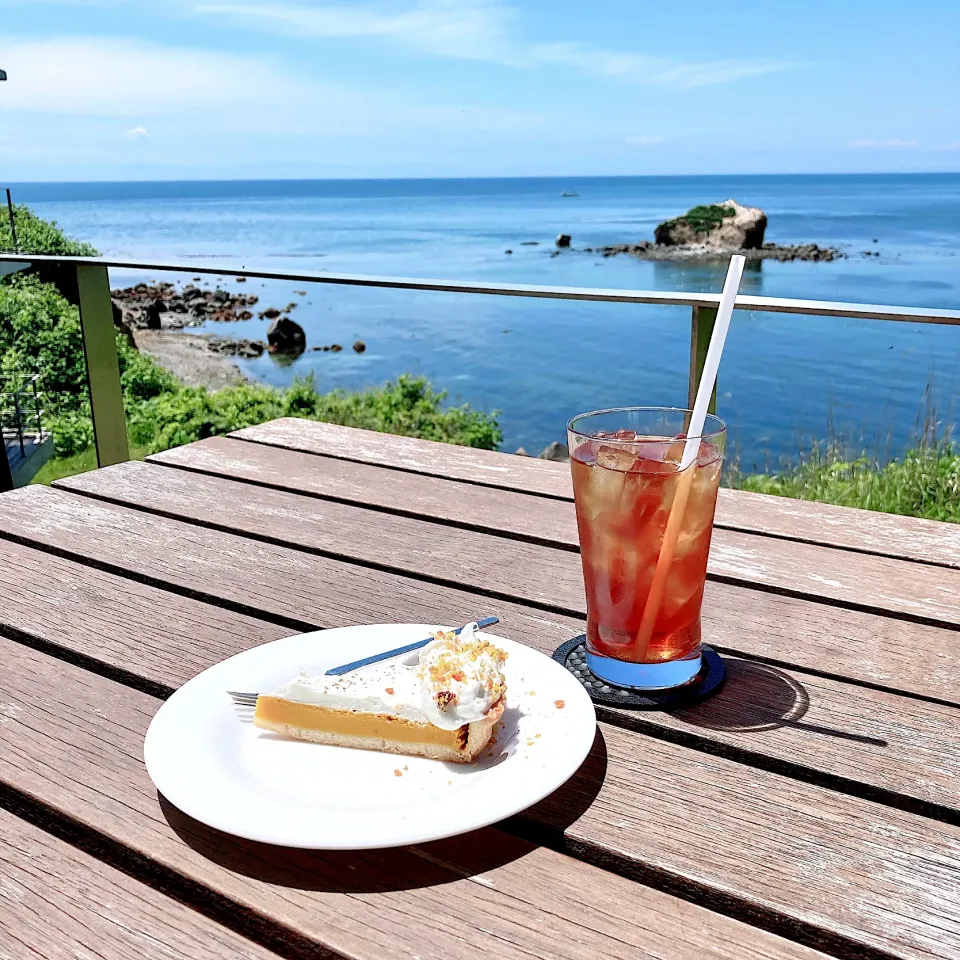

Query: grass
[[730, 439, 960, 523], [30, 441, 151, 485]]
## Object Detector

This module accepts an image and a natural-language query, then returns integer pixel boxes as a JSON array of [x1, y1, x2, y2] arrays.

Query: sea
[[11, 173, 960, 468]]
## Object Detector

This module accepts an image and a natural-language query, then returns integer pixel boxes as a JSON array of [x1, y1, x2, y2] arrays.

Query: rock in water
[[112, 300, 137, 349], [352, 340, 366, 353], [266, 316, 306, 354], [538, 441, 569, 462], [143, 299, 164, 330], [556, 233, 572, 248], [654, 200, 767, 250]]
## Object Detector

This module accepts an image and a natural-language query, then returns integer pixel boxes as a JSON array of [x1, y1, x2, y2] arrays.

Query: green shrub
[[47, 408, 95, 457], [0, 204, 98, 257], [663, 204, 735, 235], [0, 277, 89, 435], [127, 374, 502, 455]]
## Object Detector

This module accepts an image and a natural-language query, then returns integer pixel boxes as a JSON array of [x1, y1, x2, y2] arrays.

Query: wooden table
[[1, 418, 958, 960]]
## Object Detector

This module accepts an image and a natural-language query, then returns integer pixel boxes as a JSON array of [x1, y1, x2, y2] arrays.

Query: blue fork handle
[[324, 617, 500, 676]]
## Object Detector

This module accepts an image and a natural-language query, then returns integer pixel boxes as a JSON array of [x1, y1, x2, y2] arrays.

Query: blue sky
[[2, 0, 958, 180]]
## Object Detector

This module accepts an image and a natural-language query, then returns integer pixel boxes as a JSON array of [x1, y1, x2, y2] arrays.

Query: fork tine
[[227, 691, 260, 706]]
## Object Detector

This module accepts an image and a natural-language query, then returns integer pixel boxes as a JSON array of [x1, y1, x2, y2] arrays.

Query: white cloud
[[625, 134, 667, 146], [195, 0, 519, 64], [650, 58, 803, 89], [530, 43, 798, 89], [1, 38, 285, 115], [195, 0, 803, 89], [125, 126, 149, 140], [0, 36, 542, 136], [849, 138, 919, 149]]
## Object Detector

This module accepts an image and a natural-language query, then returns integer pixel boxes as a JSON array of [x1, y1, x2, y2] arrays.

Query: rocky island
[[585, 200, 844, 262]]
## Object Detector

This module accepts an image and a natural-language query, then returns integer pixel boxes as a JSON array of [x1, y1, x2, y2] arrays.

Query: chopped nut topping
[[435, 690, 457, 710], [554, 699, 565, 709], [394, 769, 402, 777], [384, 687, 395, 695]]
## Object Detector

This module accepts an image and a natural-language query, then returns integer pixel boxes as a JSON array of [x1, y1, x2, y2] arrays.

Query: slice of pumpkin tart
[[255, 624, 507, 764]]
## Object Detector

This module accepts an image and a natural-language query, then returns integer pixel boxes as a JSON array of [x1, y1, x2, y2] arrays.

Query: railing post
[[0, 430, 12, 493], [76, 263, 129, 467], [32, 376, 42, 437], [13, 388, 24, 456], [689, 304, 718, 414]]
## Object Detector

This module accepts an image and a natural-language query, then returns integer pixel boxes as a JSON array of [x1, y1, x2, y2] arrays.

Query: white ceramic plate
[[144, 624, 596, 849]]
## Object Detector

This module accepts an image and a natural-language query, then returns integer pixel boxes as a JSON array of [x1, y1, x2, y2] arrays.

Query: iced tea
[[567, 408, 724, 689]]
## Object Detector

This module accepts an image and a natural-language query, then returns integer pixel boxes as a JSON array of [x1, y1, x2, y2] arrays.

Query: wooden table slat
[[0, 638, 829, 960], [49, 464, 960, 686], [0, 807, 280, 960], [1, 539, 958, 823], [68, 459, 960, 631], [232, 417, 574, 497], [230, 420, 960, 568]]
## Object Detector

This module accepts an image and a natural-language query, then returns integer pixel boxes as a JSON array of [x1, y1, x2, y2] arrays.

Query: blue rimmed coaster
[[552, 636, 726, 710]]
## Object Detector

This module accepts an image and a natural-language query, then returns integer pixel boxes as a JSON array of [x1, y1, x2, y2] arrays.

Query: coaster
[[552, 636, 725, 710]]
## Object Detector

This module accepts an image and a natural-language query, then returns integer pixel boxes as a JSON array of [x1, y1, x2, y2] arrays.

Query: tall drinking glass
[[567, 407, 726, 691]]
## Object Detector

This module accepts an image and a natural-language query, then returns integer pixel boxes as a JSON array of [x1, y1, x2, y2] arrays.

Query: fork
[[227, 617, 499, 708]]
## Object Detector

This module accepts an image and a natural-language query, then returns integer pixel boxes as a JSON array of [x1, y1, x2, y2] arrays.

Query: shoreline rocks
[[113, 280, 367, 364], [111, 281, 262, 330], [514, 442, 570, 461], [587, 240, 844, 262], [204, 336, 265, 359]]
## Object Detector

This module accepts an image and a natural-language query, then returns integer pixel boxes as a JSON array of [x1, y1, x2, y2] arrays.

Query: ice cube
[[697, 440, 722, 467], [596, 445, 638, 473], [663, 435, 687, 464], [659, 566, 705, 621], [578, 459, 629, 523]]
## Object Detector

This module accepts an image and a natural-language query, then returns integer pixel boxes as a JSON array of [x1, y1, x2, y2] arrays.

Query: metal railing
[[1, 372, 47, 490], [1, 252, 959, 481], [1, 372, 45, 448]]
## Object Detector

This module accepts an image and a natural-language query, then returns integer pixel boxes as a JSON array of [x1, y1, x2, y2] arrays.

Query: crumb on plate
[[554, 699, 565, 709]]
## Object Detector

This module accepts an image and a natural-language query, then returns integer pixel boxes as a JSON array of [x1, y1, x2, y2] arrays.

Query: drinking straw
[[631, 255, 746, 660]]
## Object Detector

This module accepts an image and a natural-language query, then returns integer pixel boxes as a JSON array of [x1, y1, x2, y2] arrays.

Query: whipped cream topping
[[271, 623, 507, 731], [416, 622, 507, 729]]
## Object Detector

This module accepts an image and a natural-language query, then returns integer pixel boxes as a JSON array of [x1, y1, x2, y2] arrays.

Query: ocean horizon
[[10, 172, 960, 466]]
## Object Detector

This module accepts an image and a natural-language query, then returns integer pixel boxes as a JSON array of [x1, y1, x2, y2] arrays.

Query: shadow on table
[[671, 658, 888, 746], [159, 728, 608, 892]]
